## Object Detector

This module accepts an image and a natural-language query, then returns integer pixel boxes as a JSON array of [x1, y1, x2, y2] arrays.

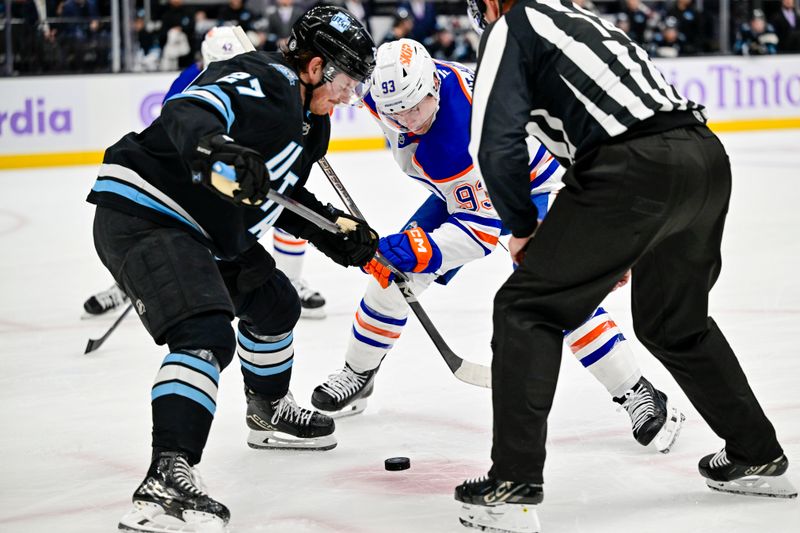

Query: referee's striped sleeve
[[469, 18, 540, 239]]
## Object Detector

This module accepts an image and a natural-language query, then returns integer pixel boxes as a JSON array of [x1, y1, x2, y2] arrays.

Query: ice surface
[[1, 130, 798, 532]]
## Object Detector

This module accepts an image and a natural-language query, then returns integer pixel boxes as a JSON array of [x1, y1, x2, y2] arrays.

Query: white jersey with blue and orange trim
[[363, 60, 564, 274]]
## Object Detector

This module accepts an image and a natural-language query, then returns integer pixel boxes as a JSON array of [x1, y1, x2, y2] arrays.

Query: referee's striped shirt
[[469, 0, 706, 237]]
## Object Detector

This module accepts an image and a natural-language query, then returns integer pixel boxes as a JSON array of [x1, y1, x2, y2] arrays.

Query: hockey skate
[[291, 278, 326, 319], [455, 475, 543, 533], [699, 448, 797, 498], [83, 283, 129, 318], [245, 389, 336, 450], [118, 451, 229, 533], [614, 376, 685, 453], [311, 363, 379, 419]]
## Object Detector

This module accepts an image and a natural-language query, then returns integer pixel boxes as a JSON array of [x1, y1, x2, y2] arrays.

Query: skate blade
[[247, 430, 337, 451], [299, 306, 326, 319], [458, 503, 541, 533], [325, 398, 368, 420], [652, 404, 685, 454], [705, 474, 798, 499], [119, 501, 227, 533]]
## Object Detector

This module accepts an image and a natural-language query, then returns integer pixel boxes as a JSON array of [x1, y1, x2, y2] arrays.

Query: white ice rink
[[1, 130, 799, 533]]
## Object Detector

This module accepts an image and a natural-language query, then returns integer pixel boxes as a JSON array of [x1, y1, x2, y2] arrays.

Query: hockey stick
[[84, 303, 134, 354], [316, 157, 492, 389]]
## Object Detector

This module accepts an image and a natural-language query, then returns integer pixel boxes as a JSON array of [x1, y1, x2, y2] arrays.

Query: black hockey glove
[[307, 205, 379, 268], [192, 134, 270, 206]]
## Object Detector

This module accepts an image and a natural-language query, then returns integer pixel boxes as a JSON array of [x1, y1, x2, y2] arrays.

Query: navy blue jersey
[[87, 52, 330, 260]]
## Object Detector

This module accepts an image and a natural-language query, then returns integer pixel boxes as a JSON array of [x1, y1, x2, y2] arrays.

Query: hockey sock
[[272, 228, 307, 281], [151, 349, 221, 464], [346, 298, 408, 372], [564, 307, 641, 398], [237, 323, 293, 400]]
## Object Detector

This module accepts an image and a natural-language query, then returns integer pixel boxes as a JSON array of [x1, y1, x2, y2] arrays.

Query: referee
[[454, 0, 794, 530]]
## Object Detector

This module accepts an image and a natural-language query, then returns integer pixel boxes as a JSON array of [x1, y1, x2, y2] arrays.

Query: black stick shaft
[[84, 304, 133, 354]]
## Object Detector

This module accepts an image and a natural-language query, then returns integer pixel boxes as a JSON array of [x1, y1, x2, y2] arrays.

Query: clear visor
[[379, 94, 439, 134], [324, 64, 371, 107]]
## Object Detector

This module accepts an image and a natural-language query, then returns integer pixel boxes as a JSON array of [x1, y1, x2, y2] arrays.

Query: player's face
[[310, 70, 370, 115], [384, 94, 438, 134]]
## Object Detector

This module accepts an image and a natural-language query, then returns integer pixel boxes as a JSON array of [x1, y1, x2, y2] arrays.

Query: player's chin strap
[[315, 157, 492, 389]]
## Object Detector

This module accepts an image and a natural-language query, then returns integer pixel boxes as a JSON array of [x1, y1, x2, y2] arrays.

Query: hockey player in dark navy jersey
[[88, 7, 378, 532]]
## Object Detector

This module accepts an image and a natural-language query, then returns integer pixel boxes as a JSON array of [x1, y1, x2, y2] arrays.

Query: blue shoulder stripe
[[167, 84, 235, 131]]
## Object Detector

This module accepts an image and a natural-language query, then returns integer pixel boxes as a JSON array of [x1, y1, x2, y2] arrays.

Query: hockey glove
[[307, 206, 379, 268], [192, 134, 270, 206]]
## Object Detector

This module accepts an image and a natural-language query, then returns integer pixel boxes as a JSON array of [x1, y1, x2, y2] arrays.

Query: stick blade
[[454, 360, 492, 388], [84, 338, 100, 354]]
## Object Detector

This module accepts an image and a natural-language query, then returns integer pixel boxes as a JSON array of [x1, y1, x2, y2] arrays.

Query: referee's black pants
[[489, 125, 784, 484]]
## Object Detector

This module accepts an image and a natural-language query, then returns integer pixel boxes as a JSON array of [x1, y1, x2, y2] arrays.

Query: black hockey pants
[[489, 125, 784, 483], [93, 207, 300, 463]]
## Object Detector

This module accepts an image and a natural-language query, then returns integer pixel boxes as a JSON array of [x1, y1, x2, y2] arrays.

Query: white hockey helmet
[[370, 39, 440, 133], [201, 26, 247, 66]]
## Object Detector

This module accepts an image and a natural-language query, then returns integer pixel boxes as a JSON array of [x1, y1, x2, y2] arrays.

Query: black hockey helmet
[[286, 6, 376, 84]]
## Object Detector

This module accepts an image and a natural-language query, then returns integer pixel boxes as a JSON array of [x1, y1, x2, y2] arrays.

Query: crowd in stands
[[2, 0, 800, 74]]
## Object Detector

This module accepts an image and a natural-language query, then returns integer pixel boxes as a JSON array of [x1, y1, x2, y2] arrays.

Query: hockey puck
[[385, 457, 411, 471]]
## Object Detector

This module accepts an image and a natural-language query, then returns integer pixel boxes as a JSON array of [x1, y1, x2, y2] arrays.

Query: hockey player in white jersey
[[311, 38, 685, 453]]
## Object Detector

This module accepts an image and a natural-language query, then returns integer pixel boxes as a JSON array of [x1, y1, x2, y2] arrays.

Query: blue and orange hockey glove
[[363, 227, 443, 288]]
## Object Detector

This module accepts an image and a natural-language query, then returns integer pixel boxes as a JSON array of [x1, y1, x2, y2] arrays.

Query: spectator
[[772, 0, 800, 52], [424, 25, 475, 62], [573, 0, 599, 15], [381, 8, 414, 44], [666, 0, 703, 54], [219, 0, 255, 30], [159, 0, 195, 68], [134, 8, 161, 71], [621, 0, 656, 45], [734, 9, 779, 55], [614, 12, 632, 37], [59, 0, 100, 39], [194, 9, 216, 43], [265, 0, 304, 49], [400, 0, 436, 43], [649, 15, 685, 57], [333, 0, 373, 35]]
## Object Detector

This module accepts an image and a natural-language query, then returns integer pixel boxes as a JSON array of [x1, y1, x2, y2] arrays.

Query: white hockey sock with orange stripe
[[272, 228, 307, 281], [564, 307, 641, 398], [345, 275, 435, 372]]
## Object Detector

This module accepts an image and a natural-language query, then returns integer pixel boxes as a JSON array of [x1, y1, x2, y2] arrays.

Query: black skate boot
[[613, 376, 685, 453], [311, 363, 379, 418], [455, 475, 543, 533], [83, 283, 128, 316], [291, 278, 326, 319], [246, 389, 336, 450], [699, 448, 797, 498], [118, 451, 229, 533]]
